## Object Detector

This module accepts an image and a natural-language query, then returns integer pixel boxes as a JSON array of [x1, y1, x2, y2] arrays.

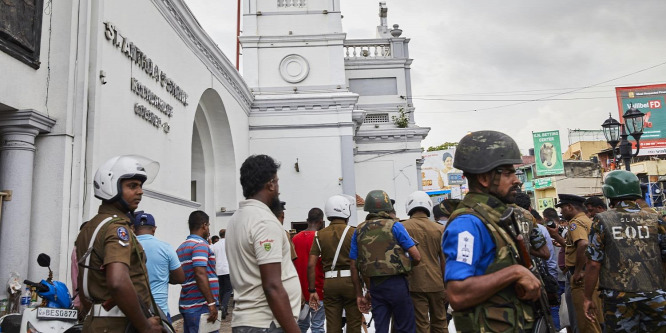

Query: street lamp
[[601, 104, 645, 171]]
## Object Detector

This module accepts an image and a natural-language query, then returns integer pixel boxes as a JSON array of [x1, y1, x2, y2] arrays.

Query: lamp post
[[601, 105, 645, 171]]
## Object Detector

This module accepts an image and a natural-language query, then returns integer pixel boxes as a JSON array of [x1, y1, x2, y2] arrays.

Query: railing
[[344, 40, 391, 59], [277, 0, 306, 7]]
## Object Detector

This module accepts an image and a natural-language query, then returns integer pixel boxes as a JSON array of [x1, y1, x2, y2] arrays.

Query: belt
[[93, 304, 125, 318], [325, 270, 351, 278]]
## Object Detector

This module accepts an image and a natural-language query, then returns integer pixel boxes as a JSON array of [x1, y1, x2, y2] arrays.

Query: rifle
[[499, 207, 556, 333]]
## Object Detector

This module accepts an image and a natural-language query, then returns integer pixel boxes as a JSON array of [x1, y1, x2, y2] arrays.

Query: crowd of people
[[71, 130, 666, 333]]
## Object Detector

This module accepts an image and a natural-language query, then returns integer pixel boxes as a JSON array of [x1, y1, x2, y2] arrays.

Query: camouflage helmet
[[602, 170, 641, 200], [439, 199, 461, 217], [453, 131, 522, 174], [363, 190, 393, 213]]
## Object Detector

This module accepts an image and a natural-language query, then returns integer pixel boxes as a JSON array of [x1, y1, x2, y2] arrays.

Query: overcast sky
[[184, 0, 666, 154]]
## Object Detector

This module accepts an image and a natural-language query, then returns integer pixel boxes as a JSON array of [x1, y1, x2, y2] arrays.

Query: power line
[[415, 61, 666, 113], [411, 81, 666, 97], [412, 96, 615, 102]]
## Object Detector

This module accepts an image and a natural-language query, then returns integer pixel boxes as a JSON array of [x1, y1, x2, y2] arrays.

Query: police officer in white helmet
[[308, 195, 363, 333], [402, 191, 449, 333], [75, 155, 166, 333]]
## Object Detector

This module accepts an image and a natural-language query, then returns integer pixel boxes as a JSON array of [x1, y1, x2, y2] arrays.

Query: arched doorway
[[191, 89, 237, 217]]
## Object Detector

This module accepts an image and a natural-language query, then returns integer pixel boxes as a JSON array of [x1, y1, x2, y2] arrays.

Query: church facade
[[0, 0, 428, 311]]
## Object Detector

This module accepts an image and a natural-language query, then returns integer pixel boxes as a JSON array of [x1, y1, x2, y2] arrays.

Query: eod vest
[[356, 214, 412, 277], [447, 193, 534, 332], [595, 207, 665, 292]]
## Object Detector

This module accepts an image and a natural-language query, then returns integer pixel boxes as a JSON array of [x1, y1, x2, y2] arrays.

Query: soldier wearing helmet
[[434, 199, 460, 226], [75, 155, 164, 333], [307, 194, 363, 333], [349, 190, 421, 333], [402, 191, 448, 333], [584, 170, 666, 332], [441, 131, 543, 332]]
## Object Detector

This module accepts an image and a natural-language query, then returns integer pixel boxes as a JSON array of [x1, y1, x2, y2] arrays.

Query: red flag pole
[[236, 0, 241, 71]]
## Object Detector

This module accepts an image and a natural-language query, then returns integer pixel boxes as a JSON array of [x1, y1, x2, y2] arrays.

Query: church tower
[[241, 0, 362, 226]]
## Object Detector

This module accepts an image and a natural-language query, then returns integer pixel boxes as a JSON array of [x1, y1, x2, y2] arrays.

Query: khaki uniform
[[402, 211, 448, 333], [75, 203, 151, 333], [564, 212, 602, 333], [310, 219, 362, 333]]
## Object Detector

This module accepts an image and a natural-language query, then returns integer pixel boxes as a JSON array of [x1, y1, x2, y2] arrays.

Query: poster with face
[[532, 130, 564, 176], [421, 149, 465, 192]]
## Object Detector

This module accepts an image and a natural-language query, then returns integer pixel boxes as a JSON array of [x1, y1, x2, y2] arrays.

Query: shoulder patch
[[456, 231, 474, 264], [117, 226, 130, 241], [570, 223, 577, 231]]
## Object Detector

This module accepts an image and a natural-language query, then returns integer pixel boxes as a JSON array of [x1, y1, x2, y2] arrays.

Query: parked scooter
[[0, 254, 81, 333]]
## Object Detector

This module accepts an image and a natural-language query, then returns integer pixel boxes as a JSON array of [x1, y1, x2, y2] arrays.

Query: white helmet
[[325, 194, 355, 219], [405, 191, 433, 217], [93, 155, 160, 201]]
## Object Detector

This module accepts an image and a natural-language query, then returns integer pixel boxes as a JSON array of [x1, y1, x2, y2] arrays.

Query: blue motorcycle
[[0, 254, 81, 333]]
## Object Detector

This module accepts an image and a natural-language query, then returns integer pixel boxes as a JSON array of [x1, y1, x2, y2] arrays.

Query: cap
[[555, 194, 586, 208], [135, 213, 156, 227]]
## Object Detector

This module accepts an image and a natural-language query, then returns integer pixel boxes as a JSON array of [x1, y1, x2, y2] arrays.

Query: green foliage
[[426, 142, 458, 152], [392, 106, 409, 128]]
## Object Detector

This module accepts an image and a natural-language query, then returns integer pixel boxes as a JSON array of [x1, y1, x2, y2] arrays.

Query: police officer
[[441, 131, 542, 332], [548, 194, 602, 333], [402, 191, 448, 333], [308, 195, 363, 333], [75, 155, 164, 333], [584, 170, 666, 332], [350, 190, 422, 333]]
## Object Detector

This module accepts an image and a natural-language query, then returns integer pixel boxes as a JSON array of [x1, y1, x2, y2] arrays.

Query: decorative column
[[0, 110, 56, 287]]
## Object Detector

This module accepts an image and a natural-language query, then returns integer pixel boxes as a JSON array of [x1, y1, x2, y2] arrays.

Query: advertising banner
[[616, 84, 666, 156], [421, 149, 467, 193], [534, 177, 552, 189], [533, 130, 564, 176], [537, 198, 555, 211]]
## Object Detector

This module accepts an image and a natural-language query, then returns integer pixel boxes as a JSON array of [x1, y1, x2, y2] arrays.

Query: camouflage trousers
[[603, 293, 666, 333]]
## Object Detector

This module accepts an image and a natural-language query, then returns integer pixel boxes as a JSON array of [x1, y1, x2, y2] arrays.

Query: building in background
[[0, 0, 427, 313]]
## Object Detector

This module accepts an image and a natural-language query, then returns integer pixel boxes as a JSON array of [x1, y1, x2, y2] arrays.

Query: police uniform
[[75, 203, 151, 332], [586, 199, 666, 332], [443, 192, 535, 332], [310, 219, 362, 333], [559, 195, 603, 333], [351, 212, 416, 333], [402, 211, 448, 333]]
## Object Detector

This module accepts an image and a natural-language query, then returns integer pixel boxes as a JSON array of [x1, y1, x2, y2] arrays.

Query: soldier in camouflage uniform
[[441, 131, 545, 332], [584, 170, 666, 332], [349, 190, 422, 333]]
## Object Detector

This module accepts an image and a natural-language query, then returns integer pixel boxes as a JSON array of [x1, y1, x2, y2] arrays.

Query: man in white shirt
[[211, 228, 232, 319], [226, 155, 300, 333]]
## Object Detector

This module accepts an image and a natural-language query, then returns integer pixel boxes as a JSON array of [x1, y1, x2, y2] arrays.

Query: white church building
[[0, 0, 428, 312]]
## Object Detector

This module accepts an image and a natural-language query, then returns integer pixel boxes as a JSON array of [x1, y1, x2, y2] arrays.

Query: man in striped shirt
[[177, 210, 220, 333]]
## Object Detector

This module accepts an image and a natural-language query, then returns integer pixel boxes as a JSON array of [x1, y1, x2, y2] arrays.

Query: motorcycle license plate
[[35, 307, 78, 321]]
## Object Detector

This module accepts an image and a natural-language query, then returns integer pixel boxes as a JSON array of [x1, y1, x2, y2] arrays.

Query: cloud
[[184, 0, 666, 154]]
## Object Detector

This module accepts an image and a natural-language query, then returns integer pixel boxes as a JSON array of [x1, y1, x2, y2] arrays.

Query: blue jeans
[[182, 306, 219, 333], [297, 301, 325, 333]]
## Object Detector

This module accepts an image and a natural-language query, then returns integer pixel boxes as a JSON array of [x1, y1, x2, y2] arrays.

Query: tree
[[426, 142, 458, 152]]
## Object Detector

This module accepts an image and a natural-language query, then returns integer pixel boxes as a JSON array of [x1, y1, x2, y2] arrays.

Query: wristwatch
[[308, 288, 316, 293]]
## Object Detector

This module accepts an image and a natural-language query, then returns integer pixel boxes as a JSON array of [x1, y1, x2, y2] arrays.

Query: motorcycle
[[0, 254, 81, 333]]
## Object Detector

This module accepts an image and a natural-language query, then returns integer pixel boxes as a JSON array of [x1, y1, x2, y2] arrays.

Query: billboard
[[616, 84, 666, 156], [421, 149, 467, 194], [533, 130, 564, 176]]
